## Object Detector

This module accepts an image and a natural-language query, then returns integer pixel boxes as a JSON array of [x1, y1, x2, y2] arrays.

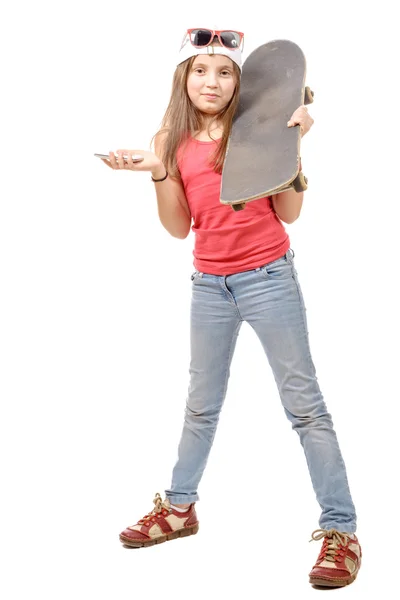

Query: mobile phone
[[94, 153, 144, 162]]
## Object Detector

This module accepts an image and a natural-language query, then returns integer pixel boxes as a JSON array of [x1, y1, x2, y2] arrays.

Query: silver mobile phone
[[94, 153, 144, 162]]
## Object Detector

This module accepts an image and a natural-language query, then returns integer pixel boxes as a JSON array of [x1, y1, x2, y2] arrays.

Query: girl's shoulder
[[153, 128, 169, 153]]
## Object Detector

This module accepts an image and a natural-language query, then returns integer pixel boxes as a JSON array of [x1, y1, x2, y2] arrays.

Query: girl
[[101, 28, 361, 588]]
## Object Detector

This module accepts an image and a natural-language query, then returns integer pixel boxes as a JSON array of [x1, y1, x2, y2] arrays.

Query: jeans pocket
[[260, 256, 292, 280]]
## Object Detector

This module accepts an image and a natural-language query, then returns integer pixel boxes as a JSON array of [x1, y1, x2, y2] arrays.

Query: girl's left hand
[[287, 105, 314, 137]]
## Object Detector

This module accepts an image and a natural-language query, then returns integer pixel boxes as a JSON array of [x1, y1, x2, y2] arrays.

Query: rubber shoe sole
[[120, 523, 199, 548], [309, 559, 361, 587]]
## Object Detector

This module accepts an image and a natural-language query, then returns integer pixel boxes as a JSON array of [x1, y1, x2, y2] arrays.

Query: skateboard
[[220, 39, 314, 211]]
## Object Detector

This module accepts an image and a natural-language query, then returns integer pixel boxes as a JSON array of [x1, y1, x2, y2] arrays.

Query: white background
[[1, 1, 399, 598]]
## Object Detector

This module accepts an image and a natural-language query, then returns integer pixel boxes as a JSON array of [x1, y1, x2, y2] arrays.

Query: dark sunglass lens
[[190, 29, 213, 47], [220, 31, 241, 48]]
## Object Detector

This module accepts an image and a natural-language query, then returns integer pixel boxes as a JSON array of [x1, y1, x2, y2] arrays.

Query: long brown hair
[[152, 55, 241, 178]]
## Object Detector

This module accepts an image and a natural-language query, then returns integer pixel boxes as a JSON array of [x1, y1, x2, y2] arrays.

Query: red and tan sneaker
[[309, 528, 362, 587], [119, 493, 199, 548]]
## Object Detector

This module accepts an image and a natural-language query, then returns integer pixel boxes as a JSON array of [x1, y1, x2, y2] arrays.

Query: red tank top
[[177, 137, 290, 275]]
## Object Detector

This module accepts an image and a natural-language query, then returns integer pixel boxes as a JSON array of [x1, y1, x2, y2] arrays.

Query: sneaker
[[309, 528, 362, 587], [119, 493, 199, 548]]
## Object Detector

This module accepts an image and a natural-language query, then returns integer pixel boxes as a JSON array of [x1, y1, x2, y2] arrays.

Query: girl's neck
[[193, 119, 223, 142]]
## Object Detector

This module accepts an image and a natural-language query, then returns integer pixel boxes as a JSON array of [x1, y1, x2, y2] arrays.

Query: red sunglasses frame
[[186, 28, 244, 49]]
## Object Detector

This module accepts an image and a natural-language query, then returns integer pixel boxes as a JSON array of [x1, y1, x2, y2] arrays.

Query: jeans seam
[[290, 267, 314, 373], [167, 321, 241, 501], [208, 321, 241, 449]]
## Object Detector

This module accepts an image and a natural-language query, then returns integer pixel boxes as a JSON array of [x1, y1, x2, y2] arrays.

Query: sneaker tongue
[[163, 498, 171, 510]]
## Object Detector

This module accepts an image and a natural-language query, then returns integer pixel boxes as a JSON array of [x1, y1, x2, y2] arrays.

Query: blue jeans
[[165, 250, 357, 532]]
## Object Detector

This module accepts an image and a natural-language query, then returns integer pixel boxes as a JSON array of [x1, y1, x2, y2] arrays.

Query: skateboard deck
[[220, 39, 313, 210]]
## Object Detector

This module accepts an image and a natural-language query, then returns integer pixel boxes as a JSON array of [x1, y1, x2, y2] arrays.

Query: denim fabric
[[165, 250, 357, 532]]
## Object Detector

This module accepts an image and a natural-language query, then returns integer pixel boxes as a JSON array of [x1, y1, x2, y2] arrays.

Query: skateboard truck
[[304, 86, 314, 105]]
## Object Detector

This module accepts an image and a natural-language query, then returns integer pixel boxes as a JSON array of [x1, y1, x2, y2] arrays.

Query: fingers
[[101, 149, 154, 172], [101, 158, 113, 169], [125, 152, 136, 170], [108, 150, 130, 170], [109, 151, 119, 169], [109, 150, 141, 170], [288, 105, 307, 124], [287, 105, 314, 136], [116, 150, 126, 170]]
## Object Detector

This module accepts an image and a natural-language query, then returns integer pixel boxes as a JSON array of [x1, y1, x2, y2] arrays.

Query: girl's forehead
[[192, 54, 233, 67]]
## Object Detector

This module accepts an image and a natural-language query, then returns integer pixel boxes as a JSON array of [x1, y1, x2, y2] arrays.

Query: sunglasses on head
[[187, 28, 244, 50]]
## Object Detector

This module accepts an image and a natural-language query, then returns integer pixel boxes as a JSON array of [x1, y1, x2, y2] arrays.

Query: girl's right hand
[[101, 149, 165, 178]]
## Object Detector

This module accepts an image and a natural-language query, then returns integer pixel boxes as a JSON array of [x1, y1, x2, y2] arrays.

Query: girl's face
[[186, 54, 237, 115]]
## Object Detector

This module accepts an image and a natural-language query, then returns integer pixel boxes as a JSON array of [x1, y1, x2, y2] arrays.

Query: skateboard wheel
[[232, 203, 246, 211], [304, 86, 314, 105], [293, 171, 308, 192]]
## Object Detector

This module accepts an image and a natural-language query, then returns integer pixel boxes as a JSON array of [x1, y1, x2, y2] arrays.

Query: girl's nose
[[206, 73, 218, 87]]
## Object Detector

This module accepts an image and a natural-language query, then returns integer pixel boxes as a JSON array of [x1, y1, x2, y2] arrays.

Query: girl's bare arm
[[153, 134, 192, 239]]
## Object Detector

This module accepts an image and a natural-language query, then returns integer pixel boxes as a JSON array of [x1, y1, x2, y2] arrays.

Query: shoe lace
[[309, 528, 350, 563], [137, 493, 171, 525]]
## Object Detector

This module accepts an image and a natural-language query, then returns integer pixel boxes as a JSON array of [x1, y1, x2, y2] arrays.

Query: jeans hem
[[319, 522, 357, 534], [165, 493, 199, 504]]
